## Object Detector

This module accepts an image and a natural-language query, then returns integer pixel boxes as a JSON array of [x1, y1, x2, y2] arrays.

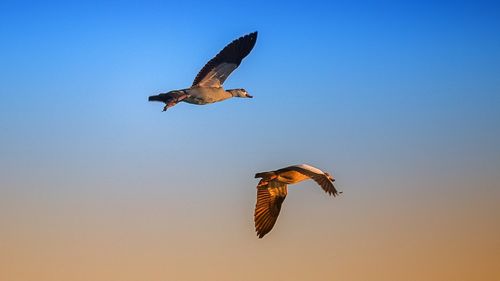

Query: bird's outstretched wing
[[289, 165, 339, 196], [254, 179, 287, 238], [192, 32, 257, 88]]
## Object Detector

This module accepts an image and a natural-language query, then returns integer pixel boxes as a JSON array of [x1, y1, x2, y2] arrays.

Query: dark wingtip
[[331, 189, 343, 197], [244, 31, 258, 42], [252, 31, 258, 41]]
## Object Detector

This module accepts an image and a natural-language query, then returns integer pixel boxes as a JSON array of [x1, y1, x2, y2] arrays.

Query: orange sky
[[1, 174, 499, 281]]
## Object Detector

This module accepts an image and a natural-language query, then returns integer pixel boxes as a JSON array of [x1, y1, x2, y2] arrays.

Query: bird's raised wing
[[290, 165, 339, 196], [192, 32, 257, 88], [254, 179, 287, 238]]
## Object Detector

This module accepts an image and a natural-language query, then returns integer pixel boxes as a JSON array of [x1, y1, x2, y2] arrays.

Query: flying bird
[[149, 32, 257, 111], [254, 164, 341, 238]]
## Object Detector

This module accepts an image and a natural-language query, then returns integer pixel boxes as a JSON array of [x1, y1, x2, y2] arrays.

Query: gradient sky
[[1, 1, 499, 280]]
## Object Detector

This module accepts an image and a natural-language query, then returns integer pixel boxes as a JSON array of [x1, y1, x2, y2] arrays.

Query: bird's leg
[[176, 94, 188, 102], [162, 102, 173, 111], [162, 94, 189, 111], [257, 180, 268, 187], [162, 101, 178, 111], [257, 175, 278, 187]]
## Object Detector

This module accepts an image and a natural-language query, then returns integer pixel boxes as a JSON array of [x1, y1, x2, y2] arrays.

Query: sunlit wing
[[290, 166, 339, 196], [254, 179, 287, 238], [192, 32, 257, 88]]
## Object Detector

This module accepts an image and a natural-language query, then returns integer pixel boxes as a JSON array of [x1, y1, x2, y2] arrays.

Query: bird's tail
[[149, 91, 187, 103], [255, 171, 275, 179], [148, 94, 167, 102]]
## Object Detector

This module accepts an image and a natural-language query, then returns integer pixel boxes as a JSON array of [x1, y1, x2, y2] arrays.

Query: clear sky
[[1, 1, 499, 280]]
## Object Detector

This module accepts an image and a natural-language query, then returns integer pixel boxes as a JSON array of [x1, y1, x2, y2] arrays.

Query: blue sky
[[1, 1, 499, 280], [1, 0, 498, 190]]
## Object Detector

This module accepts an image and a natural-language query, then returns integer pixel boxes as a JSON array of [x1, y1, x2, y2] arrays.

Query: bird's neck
[[227, 89, 242, 97]]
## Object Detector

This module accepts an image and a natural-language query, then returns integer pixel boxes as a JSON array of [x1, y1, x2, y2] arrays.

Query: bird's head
[[228, 88, 253, 98]]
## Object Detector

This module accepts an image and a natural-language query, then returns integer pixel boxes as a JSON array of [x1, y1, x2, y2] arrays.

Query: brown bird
[[148, 32, 257, 111], [254, 164, 341, 238]]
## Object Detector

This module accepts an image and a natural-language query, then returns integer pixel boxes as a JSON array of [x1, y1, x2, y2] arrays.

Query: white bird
[[254, 164, 341, 238], [149, 32, 257, 111]]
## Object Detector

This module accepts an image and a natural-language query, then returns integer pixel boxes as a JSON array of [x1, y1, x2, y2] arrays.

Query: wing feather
[[290, 166, 339, 196], [192, 32, 257, 88], [254, 179, 287, 238]]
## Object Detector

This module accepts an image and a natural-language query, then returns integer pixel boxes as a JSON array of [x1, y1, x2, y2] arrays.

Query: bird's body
[[149, 32, 257, 111], [183, 87, 233, 104], [254, 164, 340, 238]]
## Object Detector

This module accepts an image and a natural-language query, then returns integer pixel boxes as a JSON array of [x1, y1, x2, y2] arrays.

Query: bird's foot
[[162, 94, 188, 112], [163, 101, 177, 111]]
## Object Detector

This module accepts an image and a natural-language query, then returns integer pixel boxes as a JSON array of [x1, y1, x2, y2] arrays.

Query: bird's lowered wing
[[192, 32, 257, 88], [290, 166, 339, 196], [254, 179, 287, 238]]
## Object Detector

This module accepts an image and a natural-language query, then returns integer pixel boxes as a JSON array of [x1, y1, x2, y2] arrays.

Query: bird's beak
[[247, 94, 253, 98]]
